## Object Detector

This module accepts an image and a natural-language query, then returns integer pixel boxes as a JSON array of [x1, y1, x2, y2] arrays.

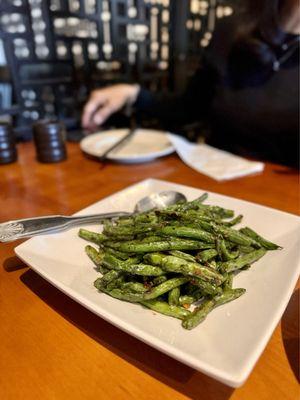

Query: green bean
[[145, 253, 224, 285], [182, 288, 246, 329], [94, 270, 122, 288], [171, 198, 233, 218], [143, 277, 190, 300], [201, 222, 261, 248], [220, 249, 267, 272], [121, 282, 148, 293], [195, 193, 209, 203], [106, 275, 126, 291], [168, 287, 180, 306], [222, 273, 234, 290], [155, 208, 206, 220], [211, 224, 261, 248], [204, 206, 234, 218], [182, 299, 215, 330], [158, 226, 215, 243], [166, 193, 207, 212], [124, 264, 165, 276], [105, 236, 164, 248], [140, 300, 191, 319], [214, 288, 246, 306], [103, 253, 164, 276], [102, 246, 134, 260], [102, 253, 140, 268], [217, 239, 239, 261], [196, 249, 218, 262], [177, 203, 234, 218], [85, 245, 108, 274], [103, 224, 155, 237], [174, 219, 261, 248], [185, 193, 209, 208], [106, 238, 213, 253], [79, 228, 108, 244], [99, 286, 144, 303], [168, 250, 196, 263], [239, 227, 282, 250], [238, 245, 256, 254], [161, 210, 241, 233], [181, 218, 214, 232], [222, 214, 243, 227], [116, 217, 134, 225]]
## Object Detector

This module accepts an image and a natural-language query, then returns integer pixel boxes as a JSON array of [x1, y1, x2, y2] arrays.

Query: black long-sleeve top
[[135, 16, 299, 167]]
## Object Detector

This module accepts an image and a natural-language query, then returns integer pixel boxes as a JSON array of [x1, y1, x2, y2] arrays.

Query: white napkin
[[167, 134, 264, 181]]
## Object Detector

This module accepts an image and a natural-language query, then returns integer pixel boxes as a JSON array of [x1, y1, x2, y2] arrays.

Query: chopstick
[[98, 128, 136, 162]]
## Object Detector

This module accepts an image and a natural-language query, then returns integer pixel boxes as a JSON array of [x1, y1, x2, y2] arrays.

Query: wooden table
[[0, 142, 299, 400]]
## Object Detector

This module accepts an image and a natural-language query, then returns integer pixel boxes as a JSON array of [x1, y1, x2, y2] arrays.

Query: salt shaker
[[0, 122, 18, 164], [33, 119, 67, 163]]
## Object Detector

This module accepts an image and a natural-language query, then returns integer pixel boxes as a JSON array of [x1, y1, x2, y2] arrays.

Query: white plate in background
[[15, 179, 300, 387], [80, 129, 174, 163]]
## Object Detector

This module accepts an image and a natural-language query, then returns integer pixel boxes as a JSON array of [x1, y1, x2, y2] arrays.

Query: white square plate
[[15, 179, 300, 387]]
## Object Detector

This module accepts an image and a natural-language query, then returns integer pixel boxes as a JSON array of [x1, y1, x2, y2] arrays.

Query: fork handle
[[0, 212, 131, 242]]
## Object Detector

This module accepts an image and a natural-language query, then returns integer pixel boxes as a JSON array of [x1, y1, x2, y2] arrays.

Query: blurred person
[[82, 0, 300, 168]]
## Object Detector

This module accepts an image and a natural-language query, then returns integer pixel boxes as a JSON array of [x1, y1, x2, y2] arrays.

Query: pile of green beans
[[78, 193, 281, 330]]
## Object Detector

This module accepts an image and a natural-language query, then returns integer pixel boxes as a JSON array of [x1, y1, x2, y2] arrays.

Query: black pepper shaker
[[0, 122, 18, 165], [33, 119, 67, 163]]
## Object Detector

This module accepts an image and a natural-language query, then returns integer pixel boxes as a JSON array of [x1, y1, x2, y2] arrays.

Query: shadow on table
[[20, 269, 234, 400], [281, 288, 299, 383], [273, 166, 299, 175], [3, 256, 28, 272]]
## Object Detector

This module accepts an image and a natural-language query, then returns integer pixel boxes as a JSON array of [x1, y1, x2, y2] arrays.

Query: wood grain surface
[[0, 142, 299, 400]]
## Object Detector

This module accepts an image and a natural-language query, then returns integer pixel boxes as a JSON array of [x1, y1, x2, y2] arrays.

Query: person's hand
[[82, 84, 140, 131]]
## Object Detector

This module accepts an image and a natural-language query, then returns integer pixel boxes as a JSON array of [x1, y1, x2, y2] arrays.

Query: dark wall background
[[0, 0, 236, 139]]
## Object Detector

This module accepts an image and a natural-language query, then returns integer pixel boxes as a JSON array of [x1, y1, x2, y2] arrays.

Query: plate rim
[[14, 178, 300, 387]]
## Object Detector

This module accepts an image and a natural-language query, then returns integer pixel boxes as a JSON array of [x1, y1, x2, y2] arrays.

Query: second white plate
[[80, 128, 174, 163]]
